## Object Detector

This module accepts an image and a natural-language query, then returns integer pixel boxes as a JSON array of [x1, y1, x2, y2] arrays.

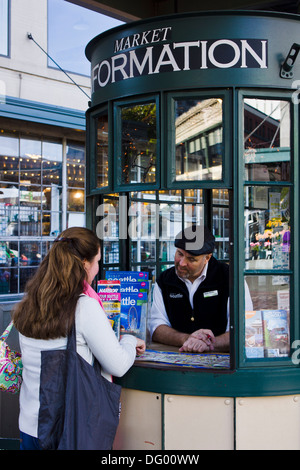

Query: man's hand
[[179, 329, 215, 353]]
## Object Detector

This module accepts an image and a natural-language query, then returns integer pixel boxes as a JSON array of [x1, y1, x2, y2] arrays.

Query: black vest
[[157, 257, 229, 336]]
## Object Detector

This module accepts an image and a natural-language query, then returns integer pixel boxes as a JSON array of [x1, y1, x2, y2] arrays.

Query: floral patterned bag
[[0, 321, 23, 394]]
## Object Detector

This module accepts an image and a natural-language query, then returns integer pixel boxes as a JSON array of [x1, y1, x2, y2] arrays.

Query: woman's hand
[[135, 338, 146, 355]]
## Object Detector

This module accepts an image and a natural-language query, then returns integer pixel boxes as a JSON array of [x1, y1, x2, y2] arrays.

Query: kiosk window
[[96, 112, 109, 188], [244, 98, 291, 182], [243, 97, 292, 363], [174, 98, 223, 182], [120, 102, 157, 186]]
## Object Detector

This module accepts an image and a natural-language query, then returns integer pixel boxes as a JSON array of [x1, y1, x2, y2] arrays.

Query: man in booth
[[149, 225, 252, 353]]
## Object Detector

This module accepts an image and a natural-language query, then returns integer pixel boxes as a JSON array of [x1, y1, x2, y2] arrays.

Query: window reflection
[[96, 113, 109, 188], [120, 102, 157, 185], [174, 98, 223, 181], [245, 186, 290, 270], [42, 140, 62, 186], [20, 138, 42, 186], [67, 141, 85, 188], [0, 133, 19, 182], [244, 99, 290, 181], [0, 184, 19, 236], [101, 198, 119, 265], [67, 189, 84, 212], [42, 186, 62, 212], [42, 211, 61, 236], [0, 125, 85, 294]]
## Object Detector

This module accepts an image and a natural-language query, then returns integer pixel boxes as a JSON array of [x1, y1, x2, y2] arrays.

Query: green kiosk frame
[[86, 11, 300, 450]]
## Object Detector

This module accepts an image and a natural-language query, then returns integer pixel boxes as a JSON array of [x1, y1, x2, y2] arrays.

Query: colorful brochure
[[97, 281, 121, 340], [105, 271, 149, 282], [101, 272, 150, 342], [245, 309, 289, 358], [120, 292, 148, 338], [262, 309, 289, 357]]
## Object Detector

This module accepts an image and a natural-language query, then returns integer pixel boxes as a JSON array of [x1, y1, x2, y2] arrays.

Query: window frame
[[113, 94, 161, 192], [86, 104, 112, 195], [237, 88, 299, 369], [165, 89, 232, 190]]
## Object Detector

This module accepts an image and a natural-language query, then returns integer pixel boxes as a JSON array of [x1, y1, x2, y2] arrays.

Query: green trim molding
[[0, 96, 86, 130], [116, 364, 300, 398]]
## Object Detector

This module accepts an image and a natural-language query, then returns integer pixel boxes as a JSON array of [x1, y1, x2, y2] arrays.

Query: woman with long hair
[[13, 227, 145, 450]]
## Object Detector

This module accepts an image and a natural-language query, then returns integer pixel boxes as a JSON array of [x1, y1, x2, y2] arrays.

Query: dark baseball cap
[[174, 225, 215, 255]]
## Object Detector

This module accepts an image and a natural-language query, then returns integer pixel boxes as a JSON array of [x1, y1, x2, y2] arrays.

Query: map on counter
[[135, 349, 230, 369]]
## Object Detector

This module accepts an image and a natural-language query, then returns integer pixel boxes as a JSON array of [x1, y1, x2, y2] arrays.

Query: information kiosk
[[85, 11, 300, 450]]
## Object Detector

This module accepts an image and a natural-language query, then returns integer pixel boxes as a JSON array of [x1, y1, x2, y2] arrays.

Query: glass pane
[[0, 241, 19, 294], [159, 190, 181, 200], [0, 268, 13, 294], [245, 275, 290, 358], [184, 204, 203, 228], [0, 184, 19, 236], [0, 241, 17, 267], [96, 113, 109, 188], [99, 198, 119, 264], [42, 140, 62, 186], [19, 208, 41, 237], [42, 212, 61, 236], [244, 99, 290, 181], [128, 200, 157, 265], [159, 203, 182, 245], [120, 102, 157, 185], [245, 186, 290, 270], [42, 240, 53, 259], [0, 132, 19, 182], [20, 138, 42, 186], [20, 241, 41, 267], [67, 189, 85, 212], [19, 267, 38, 292], [212, 188, 229, 205], [213, 207, 230, 260], [42, 186, 62, 211], [66, 141, 85, 188], [129, 200, 157, 240], [131, 240, 156, 263], [131, 190, 156, 200], [19, 185, 44, 236], [103, 240, 119, 264], [174, 98, 223, 181], [184, 189, 203, 204]]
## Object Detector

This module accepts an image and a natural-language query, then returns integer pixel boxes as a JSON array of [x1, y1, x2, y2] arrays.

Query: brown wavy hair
[[13, 227, 100, 339]]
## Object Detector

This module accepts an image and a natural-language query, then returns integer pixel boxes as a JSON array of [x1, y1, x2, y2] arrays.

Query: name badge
[[203, 290, 218, 298]]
